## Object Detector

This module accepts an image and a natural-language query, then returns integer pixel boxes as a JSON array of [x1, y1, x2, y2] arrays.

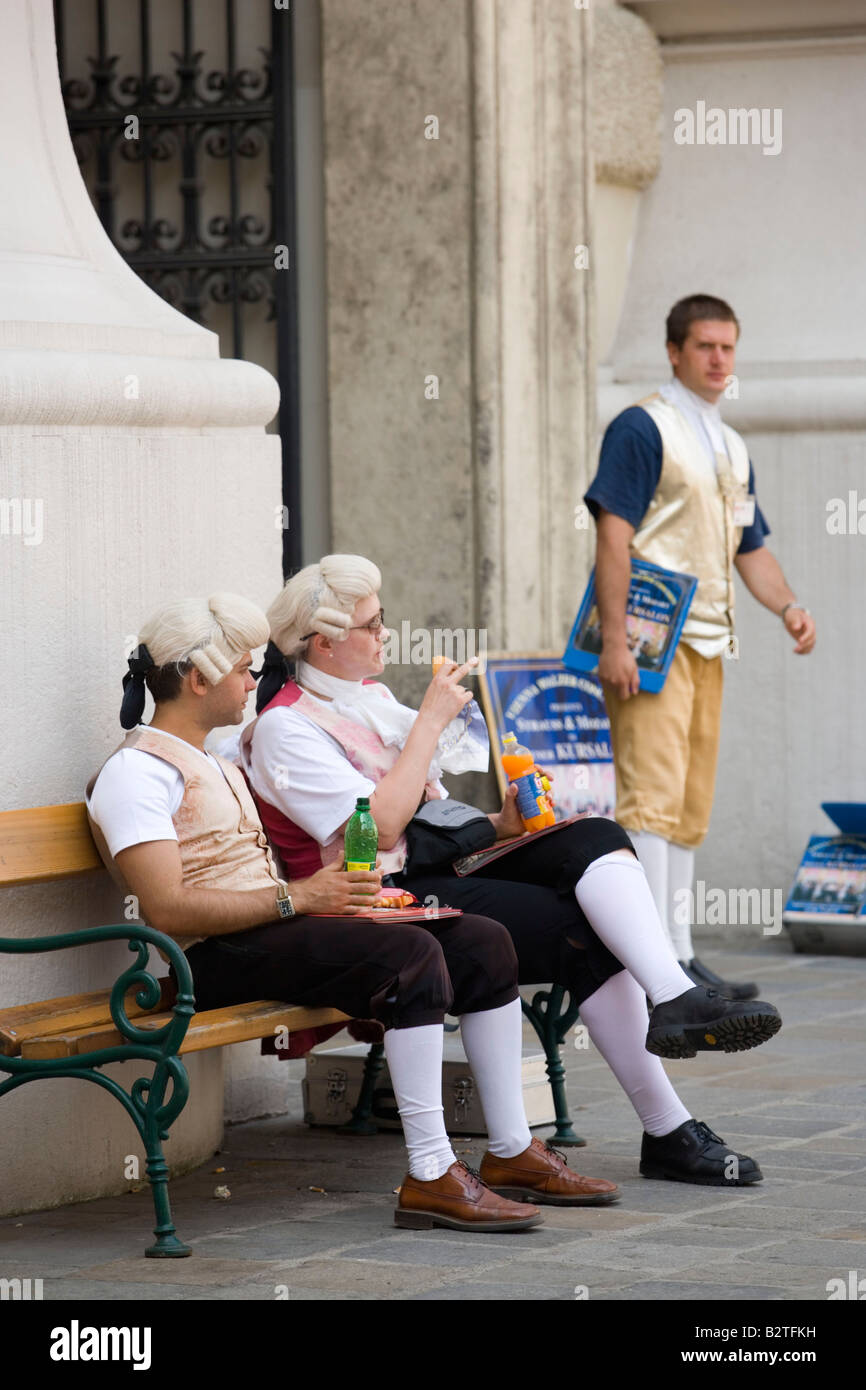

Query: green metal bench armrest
[[0, 924, 196, 1136], [0, 925, 197, 1257], [0, 923, 194, 1054]]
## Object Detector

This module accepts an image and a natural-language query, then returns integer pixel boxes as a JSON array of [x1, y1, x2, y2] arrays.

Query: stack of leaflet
[[783, 803, 866, 956], [562, 557, 697, 693]]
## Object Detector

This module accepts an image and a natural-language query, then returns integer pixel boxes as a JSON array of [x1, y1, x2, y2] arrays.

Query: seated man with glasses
[[243, 554, 782, 1191]]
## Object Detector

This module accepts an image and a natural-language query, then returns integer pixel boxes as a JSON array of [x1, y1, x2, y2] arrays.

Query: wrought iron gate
[[54, 0, 301, 574]]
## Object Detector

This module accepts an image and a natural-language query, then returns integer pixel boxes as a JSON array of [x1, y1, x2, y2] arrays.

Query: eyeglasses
[[349, 607, 385, 633], [302, 608, 385, 642]]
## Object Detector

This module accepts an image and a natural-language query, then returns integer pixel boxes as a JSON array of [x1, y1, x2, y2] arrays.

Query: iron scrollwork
[[54, 1, 278, 356]]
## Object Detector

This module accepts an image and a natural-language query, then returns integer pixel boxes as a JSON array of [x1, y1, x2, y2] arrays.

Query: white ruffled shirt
[[242, 661, 488, 848], [291, 661, 488, 785]]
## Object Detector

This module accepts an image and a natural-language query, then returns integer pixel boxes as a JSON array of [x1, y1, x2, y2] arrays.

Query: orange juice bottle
[[501, 733, 555, 830]]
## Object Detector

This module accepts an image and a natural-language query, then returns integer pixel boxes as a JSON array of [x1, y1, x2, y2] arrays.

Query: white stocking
[[574, 849, 693, 1006], [383, 1024, 457, 1180], [667, 841, 696, 962], [579, 971, 691, 1137], [627, 830, 673, 952], [459, 999, 532, 1158]]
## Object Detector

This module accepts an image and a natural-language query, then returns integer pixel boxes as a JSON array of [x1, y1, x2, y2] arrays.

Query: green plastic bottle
[[344, 796, 378, 871]]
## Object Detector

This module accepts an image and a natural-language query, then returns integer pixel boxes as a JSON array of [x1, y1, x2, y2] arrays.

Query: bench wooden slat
[[0, 981, 175, 1057], [20, 1003, 351, 1060], [21, 1023, 132, 1059], [0, 803, 104, 886]]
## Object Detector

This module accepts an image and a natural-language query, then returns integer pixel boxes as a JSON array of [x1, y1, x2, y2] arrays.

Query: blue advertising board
[[478, 652, 615, 818], [784, 835, 866, 916]]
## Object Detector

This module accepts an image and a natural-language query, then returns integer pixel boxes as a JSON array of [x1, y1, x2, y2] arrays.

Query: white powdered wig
[[268, 554, 381, 658], [138, 593, 270, 684]]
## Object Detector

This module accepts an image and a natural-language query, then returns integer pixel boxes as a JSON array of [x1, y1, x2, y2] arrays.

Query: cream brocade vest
[[86, 728, 282, 953], [633, 394, 751, 655]]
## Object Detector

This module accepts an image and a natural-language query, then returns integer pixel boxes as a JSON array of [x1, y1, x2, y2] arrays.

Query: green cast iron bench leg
[[521, 985, 586, 1147], [337, 1041, 386, 1135], [139, 1053, 194, 1258]]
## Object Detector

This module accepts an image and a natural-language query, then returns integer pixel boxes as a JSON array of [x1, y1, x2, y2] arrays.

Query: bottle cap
[[355, 797, 370, 809], [502, 732, 516, 745]]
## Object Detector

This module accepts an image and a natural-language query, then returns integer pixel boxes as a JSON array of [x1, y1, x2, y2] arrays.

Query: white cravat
[[296, 660, 489, 778], [659, 376, 729, 472], [297, 659, 417, 744]]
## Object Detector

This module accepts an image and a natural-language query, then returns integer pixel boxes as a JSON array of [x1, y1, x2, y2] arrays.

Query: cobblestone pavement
[[2, 943, 864, 1302]]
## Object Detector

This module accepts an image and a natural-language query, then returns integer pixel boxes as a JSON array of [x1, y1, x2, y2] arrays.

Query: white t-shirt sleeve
[[247, 706, 375, 847], [88, 748, 184, 858]]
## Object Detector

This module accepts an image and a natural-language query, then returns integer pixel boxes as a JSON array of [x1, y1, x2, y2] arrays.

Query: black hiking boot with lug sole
[[645, 985, 781, 1059]]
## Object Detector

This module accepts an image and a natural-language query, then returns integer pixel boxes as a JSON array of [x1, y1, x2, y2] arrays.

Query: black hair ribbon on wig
[[254, 639, 289, 713], [120, 644, 156, 730]]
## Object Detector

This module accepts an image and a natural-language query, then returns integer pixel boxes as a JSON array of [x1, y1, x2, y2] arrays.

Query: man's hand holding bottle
[[291, 859, 384, 916]]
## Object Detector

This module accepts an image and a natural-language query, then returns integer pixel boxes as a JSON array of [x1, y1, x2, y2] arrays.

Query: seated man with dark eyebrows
[[87, 592, 620, 1236]]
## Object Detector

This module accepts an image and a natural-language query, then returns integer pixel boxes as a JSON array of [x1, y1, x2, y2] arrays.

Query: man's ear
[[666, 340, 679, 370], [188, 666, 211, 697], [309, 632, 332, 659]]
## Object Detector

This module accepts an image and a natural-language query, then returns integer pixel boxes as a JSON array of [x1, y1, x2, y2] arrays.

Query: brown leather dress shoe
[[395, 1161, 542, 1232], [480, 1137, 620, 1206]]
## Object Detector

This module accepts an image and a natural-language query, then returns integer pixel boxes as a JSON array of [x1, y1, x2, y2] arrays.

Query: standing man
[[585, 294, 816, 997]]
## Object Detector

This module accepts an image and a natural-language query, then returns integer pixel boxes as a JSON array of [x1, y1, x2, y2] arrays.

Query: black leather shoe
[[646, 985, 781, 1059], [681, 956, 759, 1002], [640, 1119, 763, 1186]]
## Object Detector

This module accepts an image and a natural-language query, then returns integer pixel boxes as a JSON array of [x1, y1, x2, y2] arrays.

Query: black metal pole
[[271, 1, 302, 577]]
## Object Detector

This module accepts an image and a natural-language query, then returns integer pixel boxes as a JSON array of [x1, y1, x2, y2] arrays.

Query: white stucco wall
[[0, 0, 284, 1214]]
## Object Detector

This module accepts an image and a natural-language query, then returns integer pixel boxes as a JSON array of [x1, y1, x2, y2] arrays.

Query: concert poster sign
[[478, 652, 615, 819]]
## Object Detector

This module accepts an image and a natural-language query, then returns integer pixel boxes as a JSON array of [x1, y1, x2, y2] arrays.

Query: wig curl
[[267, 555, 381, 658]]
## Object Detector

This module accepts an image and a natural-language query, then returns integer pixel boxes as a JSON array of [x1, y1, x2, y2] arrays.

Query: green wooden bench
[[0, 802, 585, 1257]]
